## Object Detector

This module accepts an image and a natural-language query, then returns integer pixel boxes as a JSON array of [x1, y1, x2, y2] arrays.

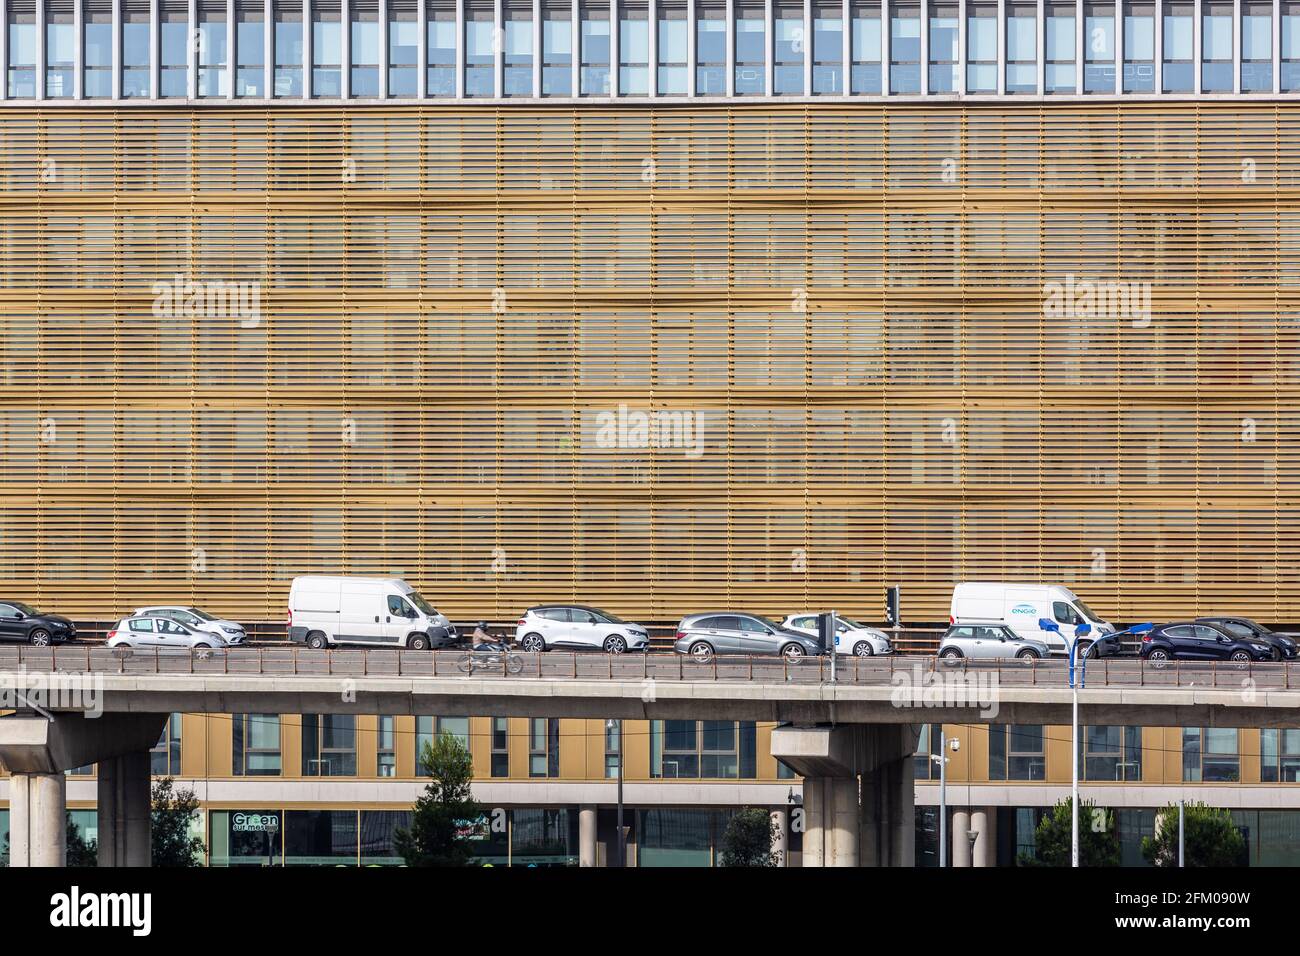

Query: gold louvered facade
[[1, 101, 1298, 623]]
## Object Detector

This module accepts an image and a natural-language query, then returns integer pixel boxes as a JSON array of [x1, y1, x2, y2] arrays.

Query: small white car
[[515, 605, 651, 654], [108, 616, 229, 651], [133, 606, 246, 645], [781, 614, 893, 657]]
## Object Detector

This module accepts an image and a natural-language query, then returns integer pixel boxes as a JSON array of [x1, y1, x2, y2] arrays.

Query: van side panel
[[338, 585, 387, 643]]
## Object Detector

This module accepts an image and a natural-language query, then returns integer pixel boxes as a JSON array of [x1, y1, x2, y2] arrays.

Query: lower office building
[[3, 716, 1300, 866]]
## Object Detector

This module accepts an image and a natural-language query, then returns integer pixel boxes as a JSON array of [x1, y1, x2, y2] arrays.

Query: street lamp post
[[1038, 617, 1090, 868], [932, 735, 959, 866], [607, 717, 626, 866]]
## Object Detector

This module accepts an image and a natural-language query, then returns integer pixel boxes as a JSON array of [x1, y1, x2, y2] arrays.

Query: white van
[[949, 582, 1115, 655], [286, 576, 458, 650]]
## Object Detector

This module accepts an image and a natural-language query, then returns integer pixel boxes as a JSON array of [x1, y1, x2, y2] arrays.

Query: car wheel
[[688, 641, 714, 662], [1230, 650, 1252, 663], [407, 634, 430, 650], [306, 632, 327, 650], [603, 635, 627, 654], [853, 641, 873, 657], [1016, 649, 1040, 661], [521, 633, 545, 653], [940, 648, 963, 664], [781, 643, 806, 660], [1078, 641, 1095, 659], [28, 629, 50, 647], [1146, 648, 1170, 665]]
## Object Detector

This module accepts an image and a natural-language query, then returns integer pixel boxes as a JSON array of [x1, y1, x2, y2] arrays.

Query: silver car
[[939, 624, 1049, 662], [107, 616, 228, 651], [674, 612, 823, 661]]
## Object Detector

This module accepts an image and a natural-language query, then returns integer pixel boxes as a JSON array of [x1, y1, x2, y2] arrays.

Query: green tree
[[1142, 802, 1245, 867], [67, 817, 98, 867], [719, 807, 780, 867], [394, 732, 482, 867], [1019, 797, 1120, 867], [151, 777, 206, 867]]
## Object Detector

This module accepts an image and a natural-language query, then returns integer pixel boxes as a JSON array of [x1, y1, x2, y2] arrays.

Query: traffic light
[[885, 586, 900, 626], [817, 612, 836, 653]]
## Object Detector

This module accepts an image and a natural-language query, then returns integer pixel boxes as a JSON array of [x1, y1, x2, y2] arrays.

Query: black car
[[1140, 621, 1275, 664], [1195, 616, 1299, 661], [0, 601, 75, 645]]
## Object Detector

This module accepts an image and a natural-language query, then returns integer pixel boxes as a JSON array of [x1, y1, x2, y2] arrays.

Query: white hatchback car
[[108, 616, 229, 651], [133, 606, 246, 644], [781, 614, 894, 657], [515, 605, 651, 653]]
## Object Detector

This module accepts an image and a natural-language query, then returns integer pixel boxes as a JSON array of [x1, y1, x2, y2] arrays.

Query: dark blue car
[[1141, 621, 1276, 663]]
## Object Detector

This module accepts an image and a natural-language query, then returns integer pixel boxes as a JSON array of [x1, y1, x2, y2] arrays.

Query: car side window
[[159, 619, 187, 635], [738, 617, 770, 633], [713, 616, 741, 631], [1195, 626, 1225, 641], [388, 596, 414, 617], [545, 609, 571, 623], [0, 604, 16, 618], [1164, 625, 1192, 639], [1053, 602, 1081, 625], [792, 616, 813, 629], [572, 610, 598, 625], [129, 619, 154, 632], [1222, 622, 1252, 639], [975, 627, 1002, 640], [949, 627, 975, 639]]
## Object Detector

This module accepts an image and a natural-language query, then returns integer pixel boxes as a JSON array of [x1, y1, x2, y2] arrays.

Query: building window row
[[7, 0, 1300, 99]]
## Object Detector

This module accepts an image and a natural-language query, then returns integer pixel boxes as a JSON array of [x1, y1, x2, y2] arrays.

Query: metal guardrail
[[63, 620, 952, 654], [1, 644, 1296, 690]]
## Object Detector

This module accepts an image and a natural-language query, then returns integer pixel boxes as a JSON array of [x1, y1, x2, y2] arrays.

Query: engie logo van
[[1010, 603, 1038, 615]]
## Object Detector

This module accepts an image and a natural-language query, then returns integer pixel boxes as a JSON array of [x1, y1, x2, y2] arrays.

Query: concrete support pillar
[[770, 723, 919, 868], [952, 809, 972, 867], [578, 805, 597, 867], [9, 772, 66, 867], [885, 755, 916, 867], [802, 776, 859, 867], [97, 751, 153, 867], [972, 807, 995, 867], [770, 808, 789, 866]]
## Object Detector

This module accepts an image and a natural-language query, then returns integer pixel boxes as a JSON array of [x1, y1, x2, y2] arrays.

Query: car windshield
[[406, 591, 437, 616], [9, 602, 39, 616], [592, 609, 625, 624], [1234, 618, 1267, 636], [1074, 599, 1104, 624], [185, 607, 216, 621], [838, 617, 866, 630], [749, 615, 781, 631]]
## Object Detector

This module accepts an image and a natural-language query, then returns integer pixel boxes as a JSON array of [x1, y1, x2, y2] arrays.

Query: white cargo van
[[949, 582, 1115, 655], [286, 576, 458, 649]]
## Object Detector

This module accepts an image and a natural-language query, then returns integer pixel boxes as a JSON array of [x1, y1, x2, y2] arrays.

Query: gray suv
[[674, 613, 823, 661]]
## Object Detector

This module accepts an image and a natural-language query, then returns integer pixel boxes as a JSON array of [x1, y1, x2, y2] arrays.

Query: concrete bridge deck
[[0, 646, 1290, 726]]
